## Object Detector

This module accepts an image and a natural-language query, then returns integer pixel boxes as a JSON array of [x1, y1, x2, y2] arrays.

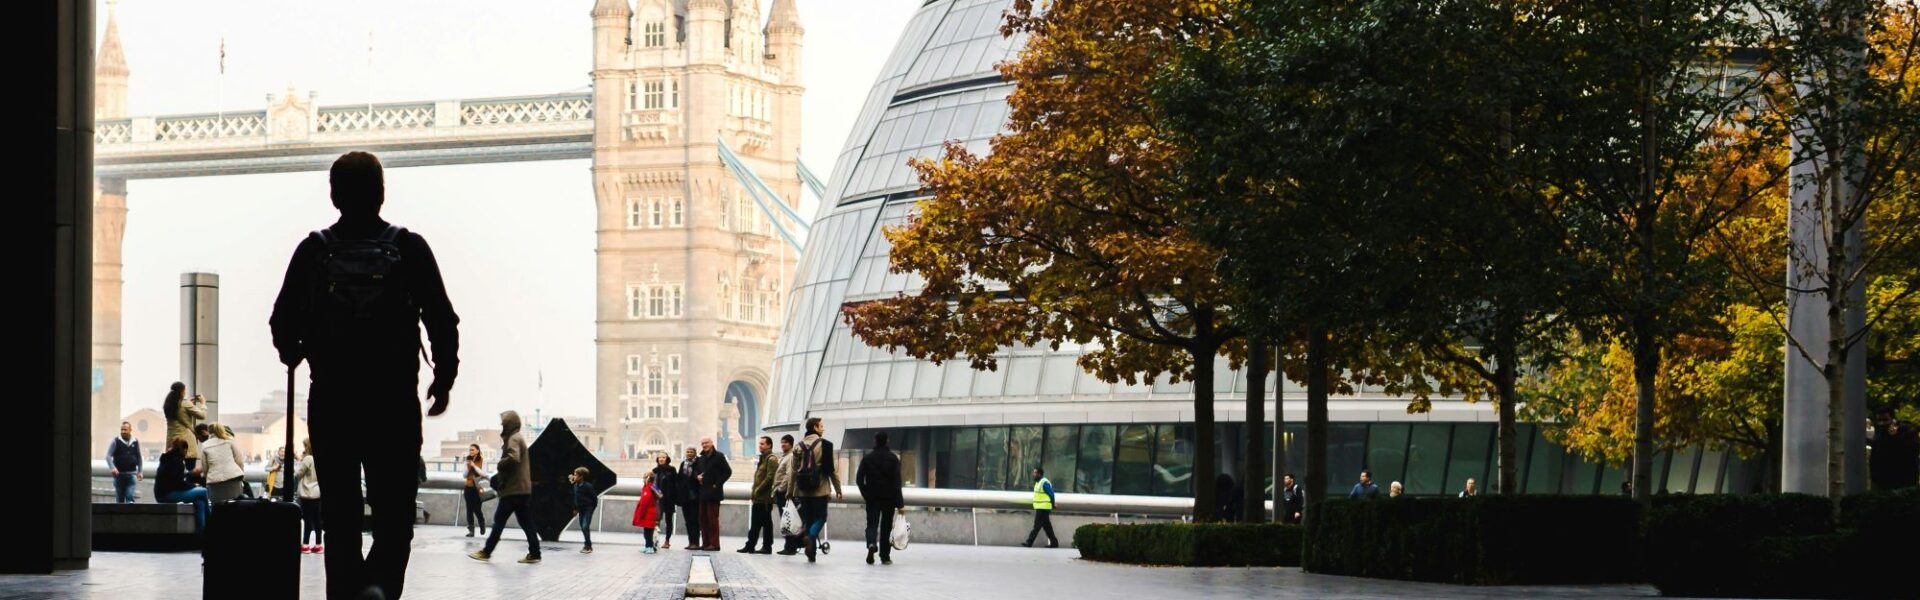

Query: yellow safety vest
[[1033, 477, 1054, 510]]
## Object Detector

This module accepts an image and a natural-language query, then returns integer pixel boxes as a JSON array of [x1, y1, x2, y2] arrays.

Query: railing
[[153, 112, 266, 141], [460, 95, 592, 126], [317, 103, 437, 132], [90, 464, 1259, 518]]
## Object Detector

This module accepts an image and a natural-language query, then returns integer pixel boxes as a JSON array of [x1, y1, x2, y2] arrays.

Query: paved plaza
[[0, 525, 1667, 599]]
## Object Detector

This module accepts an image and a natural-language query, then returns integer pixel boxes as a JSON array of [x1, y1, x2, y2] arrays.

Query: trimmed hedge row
[[1648, 489, 1919, 599], [1303, 496, 1643, 585], [1073, 522, 1304, 566]]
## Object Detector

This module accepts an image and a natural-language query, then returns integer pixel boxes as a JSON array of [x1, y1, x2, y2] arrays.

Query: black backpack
[[311, 225, 410, 325], [796, 439, 833, 492]]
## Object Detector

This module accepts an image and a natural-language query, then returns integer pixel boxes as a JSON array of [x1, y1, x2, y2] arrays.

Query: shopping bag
[[780, 502, 799, 536], [890, 511, 911, 550]]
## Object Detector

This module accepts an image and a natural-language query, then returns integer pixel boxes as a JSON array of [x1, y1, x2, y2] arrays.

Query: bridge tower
[[591, 0, 803, 468], [93, 2, 130, 445]]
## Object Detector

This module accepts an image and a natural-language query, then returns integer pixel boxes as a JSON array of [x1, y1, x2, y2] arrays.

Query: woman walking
[[464, 444, 489, 537], [651, 452, 678, 549], [200, 423, 248, 503], [153, 436, 211, 536], [297, 438, 324, 554]]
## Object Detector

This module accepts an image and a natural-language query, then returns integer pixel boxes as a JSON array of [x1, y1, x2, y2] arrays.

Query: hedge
[[1648, 489, 1918, 599], [1303, 496, 1642, 585], [1073, 522, 1303, 566]]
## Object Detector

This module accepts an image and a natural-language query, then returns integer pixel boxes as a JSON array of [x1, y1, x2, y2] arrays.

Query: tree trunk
[[1191, 341, 1219, 521], [1494, 328, 1520, 496], [1632, 315, 1659, 505], [1765, 421, 1783, 494], [1246, 338, 1270, 522], [1825, 181, 1848, 500], [1304, 327, 1330, 527]]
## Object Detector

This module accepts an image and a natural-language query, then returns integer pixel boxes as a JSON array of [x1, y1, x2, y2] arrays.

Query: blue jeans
[[799, 496, 830, 541], [157, 487, 210, 534], [577, 507, 594, 549], [113, 473, 138, 503]]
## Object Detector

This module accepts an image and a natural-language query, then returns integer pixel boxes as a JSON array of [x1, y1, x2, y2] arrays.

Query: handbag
[[890, 511, 911, 550]]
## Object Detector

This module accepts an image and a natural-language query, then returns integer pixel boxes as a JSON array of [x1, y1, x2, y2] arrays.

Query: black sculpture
[[528, 418, 618, 541]]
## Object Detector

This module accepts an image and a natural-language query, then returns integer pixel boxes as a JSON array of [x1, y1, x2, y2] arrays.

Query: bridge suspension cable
[[716, 138, 819, 252]]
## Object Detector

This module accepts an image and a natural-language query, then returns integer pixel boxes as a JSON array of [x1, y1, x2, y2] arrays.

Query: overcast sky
[[101, 0, 921, 446]]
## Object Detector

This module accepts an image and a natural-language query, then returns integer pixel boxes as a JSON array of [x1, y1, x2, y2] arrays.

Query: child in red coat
[[633, 472, 662, 553]]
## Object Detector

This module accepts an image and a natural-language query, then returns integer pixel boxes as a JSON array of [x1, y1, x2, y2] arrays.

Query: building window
[[644, 80, 665, 109], [670, 78, 680, 108], [667, 354, 681, 374], [648, 284, 667, 318], [627, 198, 644, 229], [625, 379, 641, 397], [627, 355, 642, 375], [719, 275, 733, 320], [669, 285, 684, 317], [668, 397, 682, 420], [644, 22, 665, 47], [646, 398, 664, 420], [626, 81, 638, 111], [626, 285, 644, 319], [669, 197, 684, 227], [736, 276, 754, 323], [668, 376, 681, 396], [650, 198, 664, 227], [647, 367, 664, 395]]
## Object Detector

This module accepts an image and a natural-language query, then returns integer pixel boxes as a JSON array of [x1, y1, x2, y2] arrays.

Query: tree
[[841, 0, 1240, 518], [1749, 0, 1920, 497], [1155, 0, 1483, 512], [1539, 1, 1779, 503]]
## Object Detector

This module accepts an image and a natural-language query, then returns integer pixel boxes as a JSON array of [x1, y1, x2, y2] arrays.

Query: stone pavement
[[0, 525, 1662, 599]]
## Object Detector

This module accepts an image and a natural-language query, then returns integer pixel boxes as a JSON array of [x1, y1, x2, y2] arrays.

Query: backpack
[[311, 225, 410, 326], [796, 439, 833, 492]]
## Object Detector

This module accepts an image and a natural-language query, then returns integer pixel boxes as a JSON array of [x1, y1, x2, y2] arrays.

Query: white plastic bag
[[890, 511, 911, 550], [780, 503, 799, 536]]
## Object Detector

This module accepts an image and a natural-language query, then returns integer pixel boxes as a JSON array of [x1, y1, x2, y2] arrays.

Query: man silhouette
[[271, 151, 460, 600]]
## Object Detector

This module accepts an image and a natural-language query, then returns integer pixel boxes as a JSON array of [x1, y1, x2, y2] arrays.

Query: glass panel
[[1694, 451, 1725, 494], [1153, 424, 1195, 497], [927, 427, 952, 489], [1598, 460, 1629, 496], [1114, 424, 1155, 496], [1044, 425, 1080, 494], [913, 361, 944, 398], [1282, 423, 1306, 482], [949, 427, 978, 490], [1568, 456, 1602, 495], [1076, 425, 1116, 495], [1367, 423, 1412, 493], [1665, 447, 1698, 494], [1327, 424, 1368, 497], [941, 361, 973, 397], [1512, 424, 1538, 491], [1008, 426, 1044, 491], [1524, 430, 1565, 494], [972, 361, 1007, 397], [1446, 423, 1491, 496], [978, 427, 1008, 491], [1405, 424, 1450, 496], [887, 361, 916, 400], [1038, 355, 1077, 396]]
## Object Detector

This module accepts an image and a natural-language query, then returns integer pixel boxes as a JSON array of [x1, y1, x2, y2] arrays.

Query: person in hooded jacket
[[855, 431, 903, 565], [470, 410, 539, 564], [650, 452, 679, 549]]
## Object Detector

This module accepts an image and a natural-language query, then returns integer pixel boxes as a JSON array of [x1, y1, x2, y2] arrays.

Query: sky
[[100, 0, 922, 447]]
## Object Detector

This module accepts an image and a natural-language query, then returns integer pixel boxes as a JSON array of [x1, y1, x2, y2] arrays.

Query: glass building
[[768, 0, 1764, 499]]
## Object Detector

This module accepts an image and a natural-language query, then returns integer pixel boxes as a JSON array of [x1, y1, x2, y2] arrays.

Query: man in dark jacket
[[1280, 473, 1305, 524], [856, 432, 904, 565], [271, 151, 460, 600], [740, 436, 779, 554], [696, 437, 732, 551], [1348, 470, 1380, 500], [1872, 411, 1919, 490], [678, 447, 702, 549]]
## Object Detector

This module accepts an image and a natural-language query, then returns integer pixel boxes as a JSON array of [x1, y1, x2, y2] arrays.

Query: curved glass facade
[[767, 0, 1759, 499]]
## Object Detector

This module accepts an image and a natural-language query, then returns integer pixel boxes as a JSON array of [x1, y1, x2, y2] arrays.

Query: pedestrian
[[697, 437, 732, 551], [106, 421, 143, 504], [571, 466, 598, 554], [651, 452, 679, 549], [634, 471, 662, 554], [1871, 410, 1920, 490], [741, 435, 778, 554], [1214, 473, 1243, 521], [786, 417, 843, 563], [297, 438, 324, 554], [153, 436, 210, 536], [773, 434, 802, 556], [1348, 470, 1380, 500], [855, 431, 903, 565], [200, 423, 248, 503], [264, 446, 284, 498], [1020, 467, 1057, 548], [471, 411, 540, 564], [162, 383, 206, 476], [1458, 478, 1478, 498], [463, 444, 489, 537], [1389, 481, 1405, 498], [271, 151, 462, 599], [678, 446, 704, 550], [1279, 473, 1305, 524]]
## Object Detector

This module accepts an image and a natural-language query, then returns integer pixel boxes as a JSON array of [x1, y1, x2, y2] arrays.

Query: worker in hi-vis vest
[[1021, 467, 1058, 548]]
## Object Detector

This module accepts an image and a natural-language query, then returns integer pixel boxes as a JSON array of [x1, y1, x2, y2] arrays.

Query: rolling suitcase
[[203, 366, 304, 599]]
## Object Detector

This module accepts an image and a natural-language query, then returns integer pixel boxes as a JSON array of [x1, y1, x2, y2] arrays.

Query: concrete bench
[[93, 502, 198, 551]]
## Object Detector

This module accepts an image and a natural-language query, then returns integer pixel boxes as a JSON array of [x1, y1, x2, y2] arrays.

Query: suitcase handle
[[282, 366, 297, 503]]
